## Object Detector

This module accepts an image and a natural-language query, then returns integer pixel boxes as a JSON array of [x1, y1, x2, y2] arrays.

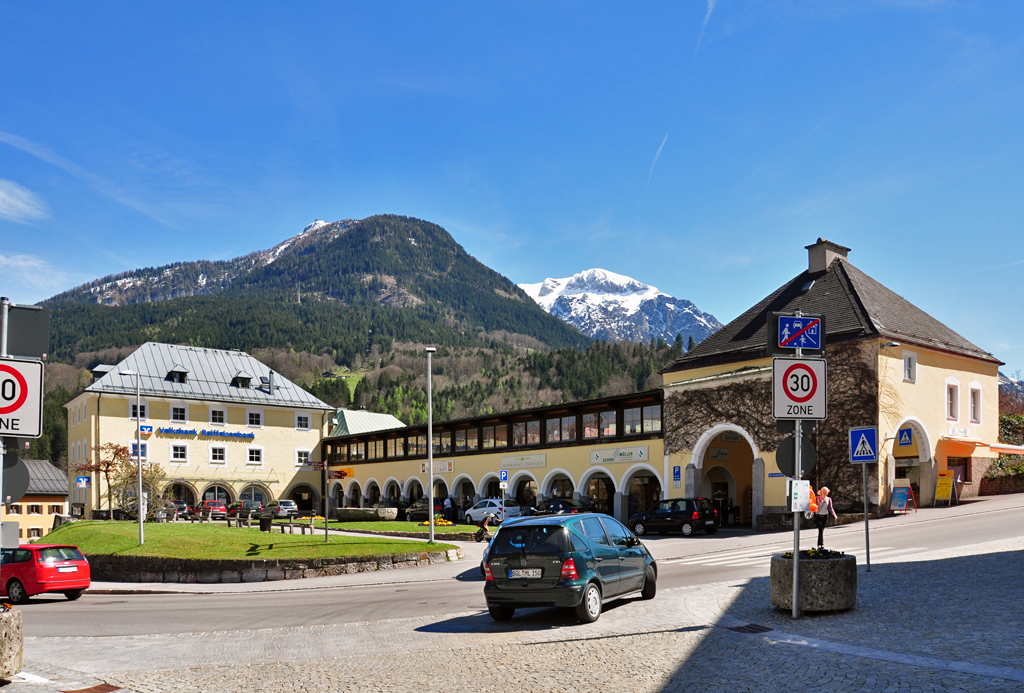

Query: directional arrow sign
[[849, 426, 878, 463], [0, 357, 44, 438], [772, 358, 827, 420]]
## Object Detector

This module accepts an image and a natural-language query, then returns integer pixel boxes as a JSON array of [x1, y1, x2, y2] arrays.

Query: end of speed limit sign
[[772, 357, 827, 420], [0, 357, 44, 438]]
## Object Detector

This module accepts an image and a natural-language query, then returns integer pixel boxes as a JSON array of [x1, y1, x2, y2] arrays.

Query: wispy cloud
[[0, 131, 175, 228], [990, 258, 1024, 270], [646, 132, 670, 189], [0, 252, 70, 298], [694, 0, 718, 57], [0, 180, 49, 223]]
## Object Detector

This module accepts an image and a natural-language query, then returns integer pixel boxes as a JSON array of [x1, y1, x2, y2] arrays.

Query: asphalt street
[[19, 494, 1024, 638]]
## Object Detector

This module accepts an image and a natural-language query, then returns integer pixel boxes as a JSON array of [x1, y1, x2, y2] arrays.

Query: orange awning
[[989, 443, 1024, 455]]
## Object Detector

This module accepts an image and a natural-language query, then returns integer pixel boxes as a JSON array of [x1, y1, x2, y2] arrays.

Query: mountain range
[[519, 268, 721, 345]]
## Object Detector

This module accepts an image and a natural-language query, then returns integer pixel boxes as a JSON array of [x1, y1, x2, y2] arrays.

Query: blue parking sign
[[672, 465, 681, 481], [499, 470, 508, 482], [849, 426, 878, 463]]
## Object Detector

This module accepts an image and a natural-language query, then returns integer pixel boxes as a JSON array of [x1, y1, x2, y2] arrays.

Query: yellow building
[[1, 459, 68, 542], [661, 239, 1003, 526], [64, 343, 334, 515], [323, 390, 665, 525]]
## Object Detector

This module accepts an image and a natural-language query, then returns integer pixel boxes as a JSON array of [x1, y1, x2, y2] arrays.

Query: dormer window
[[231, 376, 251, 388], [166, 364, 189, 384]]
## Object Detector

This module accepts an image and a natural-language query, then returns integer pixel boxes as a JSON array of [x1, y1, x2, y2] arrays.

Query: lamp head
[[882, 342, 900, 348], [119, 370, 135, 376], [425, 347, 437, 354]]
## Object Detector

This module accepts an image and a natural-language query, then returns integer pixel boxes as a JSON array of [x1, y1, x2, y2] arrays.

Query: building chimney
[[805, 238, 851, 273], [268, 370, 275, 396]]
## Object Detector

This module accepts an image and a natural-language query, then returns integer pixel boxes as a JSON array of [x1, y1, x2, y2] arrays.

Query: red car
[[1, 544, 91, 603], [196, 500, 228, 519]]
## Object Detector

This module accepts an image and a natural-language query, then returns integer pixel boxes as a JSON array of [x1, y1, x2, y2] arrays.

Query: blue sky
[[1, 2, 1022, 373]]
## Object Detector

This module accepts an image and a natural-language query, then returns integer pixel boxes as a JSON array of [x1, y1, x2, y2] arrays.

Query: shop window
[[351, 443, 366, 461], [600, 411, 616, 437], [643, 405, 662, 432], [546, 418, 561, 443], [512, 422, 526, 446], [947, 384, 959, 420], [483, 425, 506, 448], [386, 438, 399, 457], [561, 416, 577, 441], [903, 351, 917, 383], [171, 406, 187, 423], [368, 440, 384, 460], [583, 413, 599, 439], [624, 408, 642, 435], [455, 430, 467, 451], [466, 428, 479, 451], [432, 431, 451, 454], [526, 420, 540, 445], [970, 388, 982, 424], [210, 408, 225, 425]]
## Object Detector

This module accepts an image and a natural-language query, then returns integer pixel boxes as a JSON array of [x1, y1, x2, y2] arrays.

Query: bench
[[276, 517, 316, 534], [190, 510, 213, 523], [226, 509, 254, 528]]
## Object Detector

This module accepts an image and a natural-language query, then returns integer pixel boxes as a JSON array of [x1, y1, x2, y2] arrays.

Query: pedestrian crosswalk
[[661, 544, 931, 568]]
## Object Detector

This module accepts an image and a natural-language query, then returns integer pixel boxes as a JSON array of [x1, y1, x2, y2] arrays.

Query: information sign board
[[934, 471, 956, 506], [772, 358, 827, 420], [0, 358, 44, 438], [890, 487, 910, 512]]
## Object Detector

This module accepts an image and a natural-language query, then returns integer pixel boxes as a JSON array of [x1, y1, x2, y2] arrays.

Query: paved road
[[19, 494, 1024, 638]]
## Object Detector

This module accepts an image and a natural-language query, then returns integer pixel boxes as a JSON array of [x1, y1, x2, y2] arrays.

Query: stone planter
[[0, 609, 23, 680], [769, 554, 857, 612]]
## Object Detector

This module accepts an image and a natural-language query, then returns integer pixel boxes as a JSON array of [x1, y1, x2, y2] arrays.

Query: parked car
[[464, 499, 522, 524], [405, 498, 444, 523], [169, 499, 192, 518], [531, 498, 586, 517], [263, 500, 299, 519], [196, 500, 228, 519], [1, 544, 91, 603], [372, 499, 409, 521], [483, 514, 656, 623], [628, 498, 718, 537], [227, 500, 263, 517]]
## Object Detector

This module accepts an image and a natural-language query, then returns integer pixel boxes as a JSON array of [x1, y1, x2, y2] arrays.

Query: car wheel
[[488, 605, 515, 621], [7, 579, 27, 604], [705, 526, 718, 535], [64, 589, 85, 601], [632, 521, 646, 536], [680, 522, 694, 536], [641, 566, 657, 600], [575, 582, 602, 623]]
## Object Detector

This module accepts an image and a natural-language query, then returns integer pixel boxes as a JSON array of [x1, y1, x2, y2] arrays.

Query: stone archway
[[240, 483, 271, 504], [289, 484, 319, 513], [622, 464, 663, 523], [167, 482, 198, 508], [578, 467, 616, 515], [541, 469, 576, 500], [201, 484, 233, 503], [689, 424, 762, 527], [890, 416, 934, 505]]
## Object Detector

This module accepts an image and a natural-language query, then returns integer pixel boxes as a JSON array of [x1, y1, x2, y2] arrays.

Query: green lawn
[[46, 521, 455, 560], [322, 520, 476, 534]]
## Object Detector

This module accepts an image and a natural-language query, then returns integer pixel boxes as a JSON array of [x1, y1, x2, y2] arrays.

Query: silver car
[[464, 499, 521, 524], [264, 500, 299, 518]]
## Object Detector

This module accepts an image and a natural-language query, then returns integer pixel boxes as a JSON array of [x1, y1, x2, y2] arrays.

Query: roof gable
[[23, 459, 68, 496]]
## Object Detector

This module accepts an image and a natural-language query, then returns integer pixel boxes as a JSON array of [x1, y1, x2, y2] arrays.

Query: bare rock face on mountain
[[519, 268, 721, 346], [49, 219, 356, 306]]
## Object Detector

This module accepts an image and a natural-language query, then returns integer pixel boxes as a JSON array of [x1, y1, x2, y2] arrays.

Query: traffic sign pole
[[792, 326, 802, 620], [863, 459, 871, 572]]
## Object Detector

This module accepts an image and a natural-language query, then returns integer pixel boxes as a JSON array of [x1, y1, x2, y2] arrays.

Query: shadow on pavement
[[416, 595, 639, 634]]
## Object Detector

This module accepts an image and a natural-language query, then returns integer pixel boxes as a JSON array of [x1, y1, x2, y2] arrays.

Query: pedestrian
[[815, 486, 838, 548], [443, 496, 453, 522]]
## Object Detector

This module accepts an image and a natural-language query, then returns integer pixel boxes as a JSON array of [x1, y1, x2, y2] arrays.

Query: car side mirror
[[627, 536, 640, 547]]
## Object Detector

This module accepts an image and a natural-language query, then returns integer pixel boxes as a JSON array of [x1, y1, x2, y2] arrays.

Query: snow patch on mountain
[[519, 268, 721, 345]]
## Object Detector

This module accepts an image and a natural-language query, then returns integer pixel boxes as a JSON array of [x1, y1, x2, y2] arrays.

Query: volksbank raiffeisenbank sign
[[590, 446, 648, 465], [157, 427, 255, 440]]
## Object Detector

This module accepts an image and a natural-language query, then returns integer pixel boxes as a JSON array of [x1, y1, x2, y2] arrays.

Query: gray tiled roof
[[23, 459, 68, 496], [329, 409, 406, 437], [85, 343, 333, 410], [664, 258, 999, 373]]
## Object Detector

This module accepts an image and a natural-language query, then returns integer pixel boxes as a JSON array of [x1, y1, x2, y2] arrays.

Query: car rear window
[[694, 499, 713, 511], [503, 500, 520, 508], [490, 525, 568, 557], [38, 547, 86, 563]]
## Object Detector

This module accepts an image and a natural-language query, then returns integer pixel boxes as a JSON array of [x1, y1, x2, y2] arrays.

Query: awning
[[988, 443, 1024, 455]]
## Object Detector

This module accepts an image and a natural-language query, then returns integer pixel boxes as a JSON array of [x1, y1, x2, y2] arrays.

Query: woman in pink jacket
[[815, 486, 838, 548]]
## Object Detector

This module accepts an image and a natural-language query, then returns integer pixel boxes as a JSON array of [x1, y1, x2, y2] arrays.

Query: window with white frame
[[902, 351, 917, 383], [246, 446, 263, 466], [295, 449, 311, 467], [947, 383, 959, 420], [247, 409, 263, 428], [209, 445, 226, 465], [131, 443, 148, 459], [970, 386, 982, 424], [209, 407, 226, 425], [130, 401, 148, 420], [171, 405, 187, 423], [170, 443, 189, 465], [295, 412, 311, 431]]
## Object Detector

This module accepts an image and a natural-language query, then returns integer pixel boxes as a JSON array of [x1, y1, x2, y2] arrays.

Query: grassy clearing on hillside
[[46, 521, 455, 560]]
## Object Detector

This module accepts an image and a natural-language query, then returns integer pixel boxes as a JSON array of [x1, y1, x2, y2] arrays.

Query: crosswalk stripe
[[661, 545, 931, 568]]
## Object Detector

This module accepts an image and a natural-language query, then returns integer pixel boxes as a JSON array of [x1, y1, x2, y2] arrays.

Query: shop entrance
[[203, 485, 231, 503], [346, 483, 361, 507], [627, 474, 661, 518], [515, 479, 538, 510], [585, 474, 615, 514], [169, 483, 196, 507], [407, 479, 423, 502], [290, 485, 318, 512], [366, 482, 381, 506], [547, 476, 575, 499]]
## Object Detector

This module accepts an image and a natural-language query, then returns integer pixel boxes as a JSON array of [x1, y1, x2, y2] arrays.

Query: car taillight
[[714, 509, 718, 516], [484, 564, 494, 582], [560, 559, 578, 580], [692, 511, 700, 520]]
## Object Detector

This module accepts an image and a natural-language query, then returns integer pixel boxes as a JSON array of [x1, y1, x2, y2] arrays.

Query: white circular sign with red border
[[0, 358, 44, 437], [772, 357, 827, 420]]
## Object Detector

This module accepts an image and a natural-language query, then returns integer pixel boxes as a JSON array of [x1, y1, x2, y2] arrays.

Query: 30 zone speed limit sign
[[772, 357, 827, 420], [0, 357, 44, 438]]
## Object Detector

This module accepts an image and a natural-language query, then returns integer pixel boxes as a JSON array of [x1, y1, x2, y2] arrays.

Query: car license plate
[[508, 569, 542, 579], [705, 520, 715, 525], [58, 566, 78, 573]]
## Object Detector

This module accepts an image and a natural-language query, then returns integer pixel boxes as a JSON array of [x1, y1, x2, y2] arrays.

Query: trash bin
[[259, 512, 273, 532]]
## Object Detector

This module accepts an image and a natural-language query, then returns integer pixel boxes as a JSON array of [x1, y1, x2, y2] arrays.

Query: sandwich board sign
[[849, 426, 878, 463], [934, 470, 956, 507], [0, 357, 44, 438]]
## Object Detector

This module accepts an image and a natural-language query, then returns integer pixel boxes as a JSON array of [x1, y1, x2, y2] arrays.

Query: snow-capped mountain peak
[[519, 269, 721, 345]]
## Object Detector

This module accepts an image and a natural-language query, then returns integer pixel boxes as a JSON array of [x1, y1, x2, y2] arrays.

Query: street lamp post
[[120, 369, 144, 545], [425, 346, 436, 544]]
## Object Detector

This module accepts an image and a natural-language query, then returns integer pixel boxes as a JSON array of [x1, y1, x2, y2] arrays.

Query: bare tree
[[75, 443, 131, 519]]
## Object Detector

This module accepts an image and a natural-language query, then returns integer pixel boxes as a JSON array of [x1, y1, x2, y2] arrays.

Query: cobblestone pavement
[[10, 535, 1024, 693]]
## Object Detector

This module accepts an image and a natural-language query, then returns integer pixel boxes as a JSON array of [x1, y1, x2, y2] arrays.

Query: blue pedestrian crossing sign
[[849, 426, 878, 463], [897, 428, 913, 447], [778, 315, 822, 350], [499, 470, 508, 482]]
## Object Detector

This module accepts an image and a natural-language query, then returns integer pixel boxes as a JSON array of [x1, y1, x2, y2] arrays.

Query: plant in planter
[[769, 548, 857, 613]]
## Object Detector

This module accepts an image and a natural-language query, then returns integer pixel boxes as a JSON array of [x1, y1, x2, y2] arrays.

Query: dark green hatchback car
[[483, 513, 657, 623]]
